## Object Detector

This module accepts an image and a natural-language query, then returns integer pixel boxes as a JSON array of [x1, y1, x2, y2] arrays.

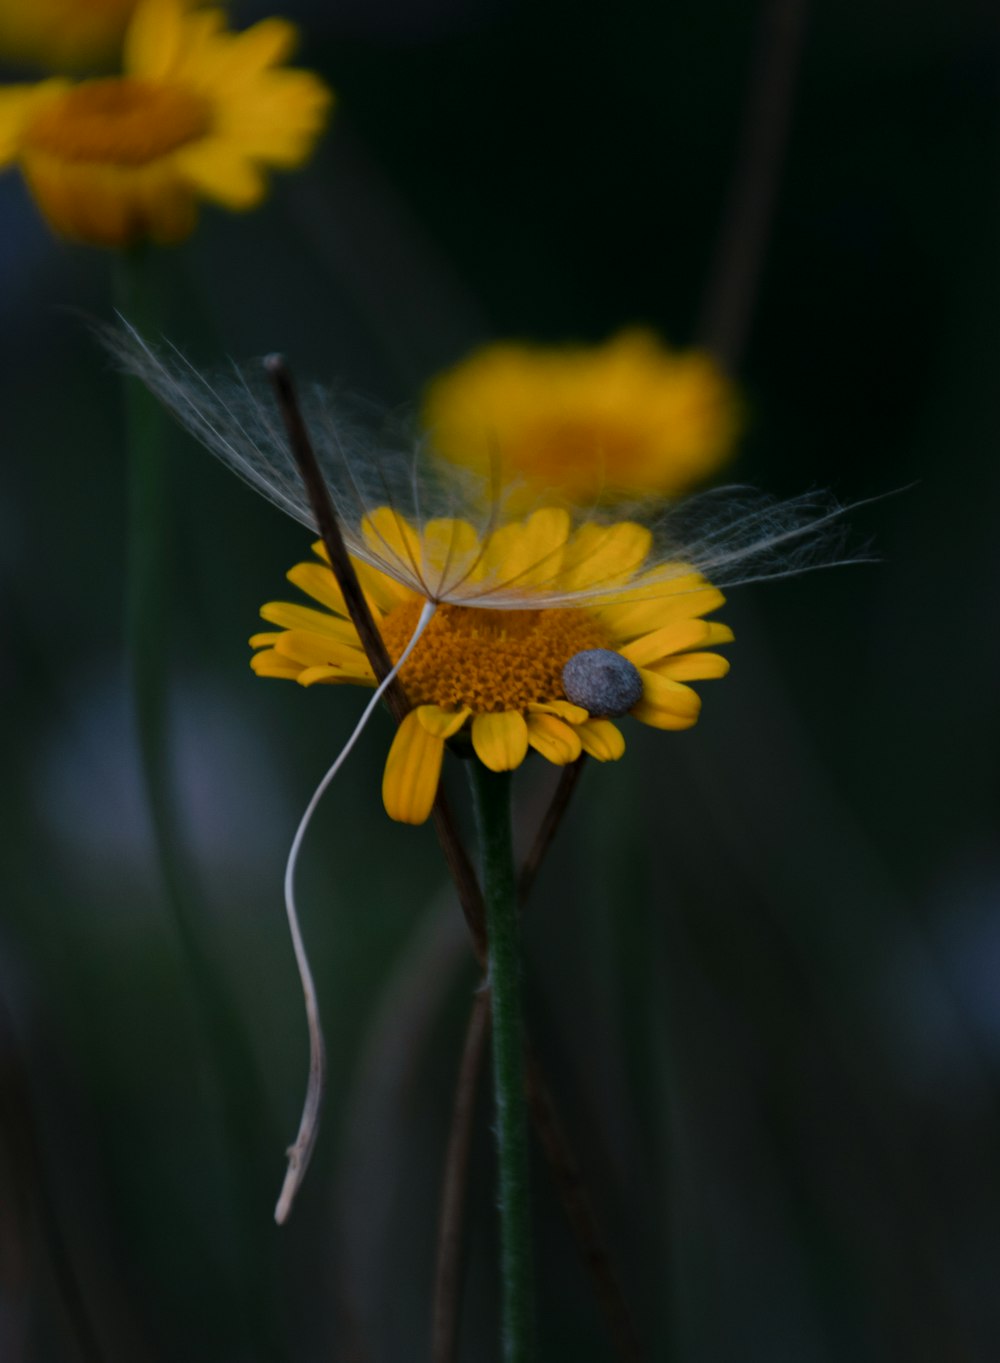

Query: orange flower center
[[380, 600, 609, 712], [23, 78, 211, 165]]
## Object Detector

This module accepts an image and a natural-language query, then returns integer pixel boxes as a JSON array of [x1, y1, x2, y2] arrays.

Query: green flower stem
[[115, 252, 225, 989], [469, 763, 537, 1363], [116, 254, 176, 881], [113, 252, 280, 1360]]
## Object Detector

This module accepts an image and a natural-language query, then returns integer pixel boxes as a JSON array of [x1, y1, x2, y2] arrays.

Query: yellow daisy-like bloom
[[0, 0, 144, 71], [422, 329, 741, 511], [250, 506, 732, 825], [0, 0, 331, 247]]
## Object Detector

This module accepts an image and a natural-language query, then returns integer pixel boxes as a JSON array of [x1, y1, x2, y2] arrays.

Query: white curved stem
[[274, 599, 437, 1223]]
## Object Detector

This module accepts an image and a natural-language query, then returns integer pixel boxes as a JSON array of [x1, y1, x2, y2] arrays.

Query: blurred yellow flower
[[0, 0, 144, 71], [0, 0, 332, 247], [250, 506, 731, 825], [422, 330, 741, 510]]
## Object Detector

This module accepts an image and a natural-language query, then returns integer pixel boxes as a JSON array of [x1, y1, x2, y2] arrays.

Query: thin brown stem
[[264, 356, 404, 715], [517, 758, 587, 906], [431, 987, 492, 1363], [0, 996, 111, 1363], [524, 1046, 645, 1363], [263, 355, 485, 957], [698, 0, 808, 369]]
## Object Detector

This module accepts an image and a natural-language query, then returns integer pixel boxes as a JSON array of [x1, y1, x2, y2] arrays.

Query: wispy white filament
[[107, 321, 865, 608], [274, 599, 437, 1224]]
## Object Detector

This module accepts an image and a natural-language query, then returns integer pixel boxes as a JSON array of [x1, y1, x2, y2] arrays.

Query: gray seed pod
[[562, 649, 644, 718]]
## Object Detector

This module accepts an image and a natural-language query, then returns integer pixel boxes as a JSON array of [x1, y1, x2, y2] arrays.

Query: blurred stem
[[698, 0, 807, 368], [115, 250, 220, 992], [113, 252, 279, 1360], [0, 993, 111, 1363], [523, 1046, 646, 1363], [469, 765, 536, 1363], [116, 251, 177, 891], [432, 986, 492, 1363]]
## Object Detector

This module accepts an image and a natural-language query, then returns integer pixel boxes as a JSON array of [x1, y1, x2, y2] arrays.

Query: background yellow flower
[[0, 0, 331, 247], [422, 329, 742, 511]]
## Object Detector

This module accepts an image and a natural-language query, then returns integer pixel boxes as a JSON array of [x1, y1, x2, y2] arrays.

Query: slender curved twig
[[524, 1046, 645, 1363], [517, 759, 588, 905], [431, 987, 492, 1363]]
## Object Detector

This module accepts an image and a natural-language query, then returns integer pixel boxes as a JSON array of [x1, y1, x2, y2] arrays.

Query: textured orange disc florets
[[380, 600, 610, 712], [24, 78, 211, 164]]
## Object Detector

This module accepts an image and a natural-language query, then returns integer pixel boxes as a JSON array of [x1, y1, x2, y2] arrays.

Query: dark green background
[[1, 0, 998, 1358]]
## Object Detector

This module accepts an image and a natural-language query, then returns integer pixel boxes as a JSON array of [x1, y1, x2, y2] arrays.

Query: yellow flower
[[422, 329, 741, 511], [0, 0, 332, 247], [250, 506, 732, 825], [0, 0, 144, 71]]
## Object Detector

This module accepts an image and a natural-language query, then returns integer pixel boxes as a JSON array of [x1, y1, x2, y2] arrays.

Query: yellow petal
[[420, 518, 480, 596], [637, 668, 702, 716], [250, 649, 303, 680], [212, 72, 331, 166], [287, 560, 351, 616], [124, 0, 184, 79], [509, 507, 572, 588], [558, 520, 652, 594], [577, 719, 625, 761], [272, 629, 373, 678], [382, 711, 444, 824], [259, 599, 361, 644], [630, 669, 702, 730], [361, 506, 423, 585], [0, 83, 67, 167], [312, 540, 413, 612], [527, 699, 589, 725], [355, 559, 413, 611], [526, 712, 582, 765], [630, 705, 699, 732], [226, 17, 298, 75], [20, 149, 198, 246], [469, 506, 571, 596], [620, 619, 733, 667], [600, 580, 725, 640], [173, 139, 266, 209], [471, 711, 529, 771], [652, 651, 731, 681], [297, 665, 365, 686], [415, 705, 471, 739]]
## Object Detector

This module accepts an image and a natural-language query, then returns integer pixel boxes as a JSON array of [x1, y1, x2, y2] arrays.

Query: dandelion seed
[[0, 0, 331, 247], [101, 326, 844, 823], [108, 323, 852, 600], [107, 324, 861, 827]]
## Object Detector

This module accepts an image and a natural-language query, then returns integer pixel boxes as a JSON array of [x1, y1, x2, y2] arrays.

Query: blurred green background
[[2, 0, 999, 1359]]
